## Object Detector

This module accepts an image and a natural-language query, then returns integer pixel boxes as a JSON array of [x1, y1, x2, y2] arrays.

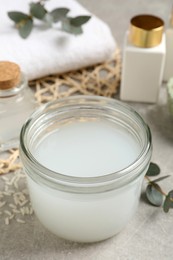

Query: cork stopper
[[129, 14, 164, 48], [0, 61, 21, 90]]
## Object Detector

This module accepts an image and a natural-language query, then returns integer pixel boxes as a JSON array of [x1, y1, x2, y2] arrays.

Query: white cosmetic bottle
[[120, 15, 165, 103], [163, 10, 173, 81]]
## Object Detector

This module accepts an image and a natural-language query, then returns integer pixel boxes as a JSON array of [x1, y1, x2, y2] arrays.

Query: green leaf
[[146, 162, 160, 177], [18, 18, 33, 39], [146, 183, 163, 206], [70, 15, 91, 27], [152, 175, 170, 183], [50, 8, 69, 22], [8, 11, 29, 23], [62, 18, 83, 35], [30, 2, 47, 20], [163, 190, 173, 213]]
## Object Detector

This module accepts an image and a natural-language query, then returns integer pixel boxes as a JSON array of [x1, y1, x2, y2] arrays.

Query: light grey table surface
[[1, 1, 173, 260]]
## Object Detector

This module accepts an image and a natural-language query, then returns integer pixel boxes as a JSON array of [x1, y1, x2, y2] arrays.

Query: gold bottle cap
[[0, 61, 21, 90], [129, 14, 164, 48]]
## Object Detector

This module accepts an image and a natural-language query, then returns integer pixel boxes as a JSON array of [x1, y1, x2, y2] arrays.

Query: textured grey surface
[[1, 1, 173, 260]]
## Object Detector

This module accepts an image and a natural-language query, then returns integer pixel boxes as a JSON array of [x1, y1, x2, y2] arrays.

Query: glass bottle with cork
[[120, 14, 165, 103], [0, 61, 38, 151]]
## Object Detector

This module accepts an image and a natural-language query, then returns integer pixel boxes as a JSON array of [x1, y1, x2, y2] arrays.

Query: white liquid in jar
[[27, 118, 147, 242], [34, 119, 141, 177]]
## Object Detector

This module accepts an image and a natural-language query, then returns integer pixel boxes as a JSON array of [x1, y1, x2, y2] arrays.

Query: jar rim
[[20, 96, 152, 192]]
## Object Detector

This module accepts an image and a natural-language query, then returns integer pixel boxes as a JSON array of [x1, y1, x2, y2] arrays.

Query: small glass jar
[[0, 61, 37, 151], [20, 96, 152, 243]]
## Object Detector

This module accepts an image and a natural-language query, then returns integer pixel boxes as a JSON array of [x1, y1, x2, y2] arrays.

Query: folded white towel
[[0, 0, 116, 80]]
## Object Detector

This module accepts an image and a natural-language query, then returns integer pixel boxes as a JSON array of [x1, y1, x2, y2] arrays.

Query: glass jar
[[0, 61, 37, 151], [20, 96, 152, 243]]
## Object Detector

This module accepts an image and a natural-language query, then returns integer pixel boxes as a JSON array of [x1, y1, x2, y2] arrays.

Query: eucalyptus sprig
[[145, 162, 173, 213], [7, 0, 91, 38]]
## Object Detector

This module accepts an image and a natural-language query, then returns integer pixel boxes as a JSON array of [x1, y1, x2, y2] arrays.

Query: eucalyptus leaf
[[8, 11, 29, 23], [146, 183, 163, 206], [163, 190, 173, 213], [70, 15, 91, 27], [62, 18, 83, 35], [50, 8, 69, 22], [152, 175, 170, 183], [30, 2, 47, 20], [146, 162, 160, 177], [18, 18, 33, 39]]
